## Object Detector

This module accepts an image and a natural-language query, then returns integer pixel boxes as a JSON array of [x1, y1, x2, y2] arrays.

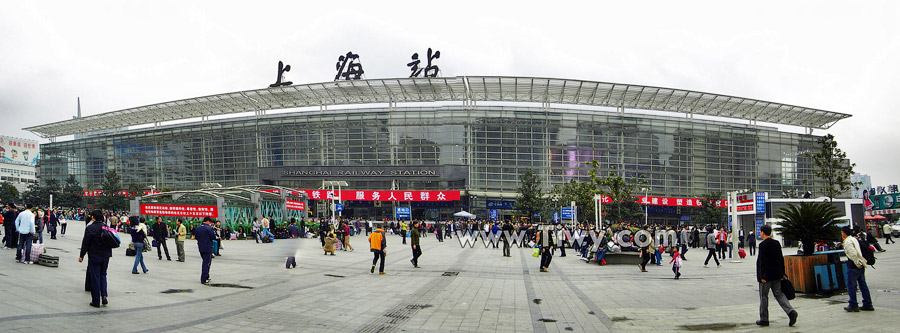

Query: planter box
[[784, 254, 828, 293]]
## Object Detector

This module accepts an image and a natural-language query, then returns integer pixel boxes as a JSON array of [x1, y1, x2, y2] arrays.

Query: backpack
[[857, 236, 876, 266], [101, 225, 121, 249]]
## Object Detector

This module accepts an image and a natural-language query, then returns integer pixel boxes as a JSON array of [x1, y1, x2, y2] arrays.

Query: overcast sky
[[1, 1, 898, 186]]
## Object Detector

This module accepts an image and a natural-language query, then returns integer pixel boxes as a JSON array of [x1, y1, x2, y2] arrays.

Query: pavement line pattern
[[519, 247, 547, 333], [0, 278, 286, 323], [356, 248, 472, 332], [555, 262, 613, 330]]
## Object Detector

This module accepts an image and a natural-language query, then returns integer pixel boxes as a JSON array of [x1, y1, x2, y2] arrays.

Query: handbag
[[781, 278, 796, 300], [532, 246, 541, 258], [152, 240, 159, 248]]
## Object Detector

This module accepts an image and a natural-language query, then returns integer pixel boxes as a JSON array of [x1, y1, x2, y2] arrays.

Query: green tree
[[775, 202, 843, 256], [60, 175, 84, 208], [0, 181, 20, 204], [99, 170, 126, 210], [551, 179, 596, 225], [589, 161, 646, 225], [126, 182, 145, 200], [21, 179, 61, 207], [805, 134, 861, 201], [695, 192, 726, 227], [515, 169, 546, 222]]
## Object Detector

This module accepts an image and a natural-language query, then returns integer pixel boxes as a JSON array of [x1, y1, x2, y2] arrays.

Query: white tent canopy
[[453, 211, 476, 219]]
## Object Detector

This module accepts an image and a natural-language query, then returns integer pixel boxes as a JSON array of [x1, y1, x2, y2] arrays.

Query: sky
[[1, 1, 898, 186]]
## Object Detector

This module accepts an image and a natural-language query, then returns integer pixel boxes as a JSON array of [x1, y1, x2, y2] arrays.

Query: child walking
[[669, 247, 682, 279]]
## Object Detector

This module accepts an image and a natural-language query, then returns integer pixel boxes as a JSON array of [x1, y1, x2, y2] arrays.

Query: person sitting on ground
[[324, 232, 338, 255]]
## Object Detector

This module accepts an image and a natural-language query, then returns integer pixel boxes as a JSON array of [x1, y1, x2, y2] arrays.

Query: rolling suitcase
[[37, 253, 59, 267]]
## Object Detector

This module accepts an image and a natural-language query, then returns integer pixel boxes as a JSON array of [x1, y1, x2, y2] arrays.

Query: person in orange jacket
[[369, 227, 387, 274]]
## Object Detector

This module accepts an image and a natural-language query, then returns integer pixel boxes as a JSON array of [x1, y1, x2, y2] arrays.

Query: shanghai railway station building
[[26, 76, 850, 223]]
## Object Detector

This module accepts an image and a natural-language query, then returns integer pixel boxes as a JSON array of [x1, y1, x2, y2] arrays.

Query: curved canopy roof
[[25, 76, 850, 138]]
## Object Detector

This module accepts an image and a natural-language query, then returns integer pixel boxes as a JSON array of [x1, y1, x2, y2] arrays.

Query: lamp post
[[642, 187, 649, 226]]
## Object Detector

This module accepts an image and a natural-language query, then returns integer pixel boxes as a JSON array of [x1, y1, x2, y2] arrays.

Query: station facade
[[28, 76, 850, 222]]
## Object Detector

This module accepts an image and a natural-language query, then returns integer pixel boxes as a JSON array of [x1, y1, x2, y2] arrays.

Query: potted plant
[[775, 202, 842, 293]]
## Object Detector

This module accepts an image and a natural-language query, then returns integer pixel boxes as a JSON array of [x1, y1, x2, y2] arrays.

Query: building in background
[[26, 76, 851, 221], [0, 135, 39, 193], [851, 173, 872, 199]]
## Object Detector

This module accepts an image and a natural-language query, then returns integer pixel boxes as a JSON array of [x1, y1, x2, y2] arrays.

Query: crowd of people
[[0, 201, 893, 327]]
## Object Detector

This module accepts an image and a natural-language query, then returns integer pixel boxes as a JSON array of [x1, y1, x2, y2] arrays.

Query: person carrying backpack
[[369, 226, 387, 274], [842, 226, 874, 312]]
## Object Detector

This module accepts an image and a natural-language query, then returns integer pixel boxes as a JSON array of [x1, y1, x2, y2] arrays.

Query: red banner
[[594, 195, 728, 207], [140, 204, 218, 218], [298, 190, 460, 202], [83, 191, 162, 197], [286, 200, 306, 211]]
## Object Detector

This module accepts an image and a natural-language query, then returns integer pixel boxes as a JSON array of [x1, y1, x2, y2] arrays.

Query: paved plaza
[[1, 226, 899, 332]]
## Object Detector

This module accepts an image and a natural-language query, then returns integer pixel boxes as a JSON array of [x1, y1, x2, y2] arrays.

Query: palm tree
[[775, 202, 842, 256]]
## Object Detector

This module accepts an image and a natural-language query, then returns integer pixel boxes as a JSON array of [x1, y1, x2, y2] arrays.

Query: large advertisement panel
[[140, 204, 218, 218], [0, 136, 39, 166]]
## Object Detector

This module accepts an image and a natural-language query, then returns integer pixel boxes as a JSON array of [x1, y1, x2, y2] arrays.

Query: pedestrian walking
[[717, 227, 727, 259], [343, 222, 354, 251], [195, 217, 217, 284], [15, 204, 36, 264], [670, 247, 682, 279], [369, 226, 387, 274], [704, 227, 720, 267], [79, 210, 112, 308], [401, 221, 408, 245], [129, 217, 149, 274], [748, 230, 757, 256], [883, 223, 895, 244], [756, 224, 797, 327], [680, 225, 690, 260], [842, 226, 874, 312], [175, 219, 186, 262], [410, 221, 421, 268], [501, 221, 513, 257], [48, 209, 59, 240], [638, 226, 654, 272], [539, 225, 555, 272], [251, 218, 261, 243], [152, 217, 172, 261], [35, 209, 45, 244], [60, 213, 68, 236]]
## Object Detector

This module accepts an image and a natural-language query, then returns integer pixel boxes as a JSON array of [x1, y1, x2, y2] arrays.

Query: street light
[[642, 188, 649, 226]]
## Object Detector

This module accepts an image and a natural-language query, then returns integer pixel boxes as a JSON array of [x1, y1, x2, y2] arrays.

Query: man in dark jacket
[[152, 217, 172, 261], [195, 217, 217, 284], [2, 203, 19, 249], [501, 221, 514, 257], [47, 209, 59, 240], [410, 221, 421, 268], [79, 210, 112, 308], [756, 224, 797, 327], [539, 225, 555, 272]]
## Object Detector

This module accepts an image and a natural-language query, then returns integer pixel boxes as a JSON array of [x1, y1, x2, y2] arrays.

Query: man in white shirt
[[15, 204, 37, 264], [842, 226, 874, 312]]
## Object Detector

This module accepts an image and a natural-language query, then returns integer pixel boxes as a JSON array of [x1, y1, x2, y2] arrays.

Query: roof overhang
[[24, 76, 851, 138]]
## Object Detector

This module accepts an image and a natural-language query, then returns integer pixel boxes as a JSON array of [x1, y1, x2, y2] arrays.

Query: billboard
[[0, 136, 39, 166], [140, 204, 218, 218]]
